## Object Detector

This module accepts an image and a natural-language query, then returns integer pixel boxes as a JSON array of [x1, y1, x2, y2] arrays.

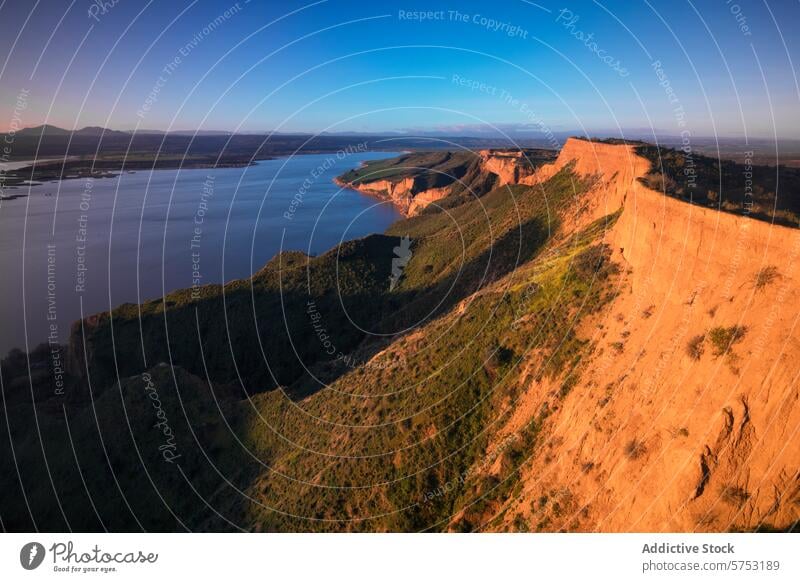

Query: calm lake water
[[0, 152, 402, 353]]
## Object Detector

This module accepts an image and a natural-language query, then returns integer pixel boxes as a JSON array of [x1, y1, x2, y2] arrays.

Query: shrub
[[572, 244, 617, 281], [686, 334, 705, 360], [624, 438, 647, 460], [753, 266, 779, 290], [708, 325, 747, 356], [669, 426, 690, 438], [720, 485, 750, 507], [640, 171, 677, 194], [695, 512, 717, 527], [558, 374, 579, 399], [486, 342, 516, 373]]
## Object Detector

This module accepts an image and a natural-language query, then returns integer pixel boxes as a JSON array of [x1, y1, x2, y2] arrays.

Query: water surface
[[0, 152, 402, 353]]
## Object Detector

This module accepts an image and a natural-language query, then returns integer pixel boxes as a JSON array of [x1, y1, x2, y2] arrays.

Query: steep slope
[[482, 138, 800, 532]]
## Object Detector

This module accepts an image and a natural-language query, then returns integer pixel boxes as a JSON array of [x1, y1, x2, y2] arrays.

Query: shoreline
[[0, 150, 405, 356], [0, 148, 411, 194], [0, 156, 266, 191], [333, 175, 413, 217]]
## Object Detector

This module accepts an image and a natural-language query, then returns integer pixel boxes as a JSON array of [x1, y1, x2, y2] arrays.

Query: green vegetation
[[635, 144, 800, 227], [686, 334, 706, 360], [66, 235, 412, 395], [338, 149, 556, 213], [1, 155, 623, 532], [708, 325, 747, 357], [0, 364, 253, 531], [339, 149, 554, 193], [338, 151, 475, 188]]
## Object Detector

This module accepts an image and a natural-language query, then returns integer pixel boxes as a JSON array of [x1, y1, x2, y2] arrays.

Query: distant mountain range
[[14, 125, 230, 137], [15, 124, 129, 137]]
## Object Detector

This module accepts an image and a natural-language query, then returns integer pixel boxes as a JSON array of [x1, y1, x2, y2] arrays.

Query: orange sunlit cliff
[[485, 138, 800, 531]]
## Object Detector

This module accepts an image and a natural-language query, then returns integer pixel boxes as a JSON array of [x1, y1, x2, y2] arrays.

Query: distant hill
[[15, 124, 71, 136], [75, 126, 129, 136], [131, 129, 235, 136], [15, 124, 129, 137]]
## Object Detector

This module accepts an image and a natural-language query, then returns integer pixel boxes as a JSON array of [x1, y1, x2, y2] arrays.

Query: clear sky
[[0, 0, 798, 138]]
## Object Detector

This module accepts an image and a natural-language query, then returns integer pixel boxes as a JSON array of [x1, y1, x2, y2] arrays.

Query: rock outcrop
[[334, 175, 451, 216], [478, 149, 538, 186], [336, 148, 554, 215]]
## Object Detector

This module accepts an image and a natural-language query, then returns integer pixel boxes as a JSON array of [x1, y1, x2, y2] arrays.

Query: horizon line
[[2, 123, 799, 142]]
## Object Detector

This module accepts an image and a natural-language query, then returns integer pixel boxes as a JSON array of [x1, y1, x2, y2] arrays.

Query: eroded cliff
[[479, 138, 800, 532]]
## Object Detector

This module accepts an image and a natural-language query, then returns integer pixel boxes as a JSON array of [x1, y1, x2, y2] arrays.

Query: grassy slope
[[338, 151, 470, 186], [238, 201, 622, 532], [69, 236, 403, 396], [0, 161, 626, 531]]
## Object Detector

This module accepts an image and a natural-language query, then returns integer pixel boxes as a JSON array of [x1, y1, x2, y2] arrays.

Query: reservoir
[[0, 151, 401, 353]]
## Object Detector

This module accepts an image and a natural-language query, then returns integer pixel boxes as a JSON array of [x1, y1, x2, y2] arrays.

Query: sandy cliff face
[[335, 175, 450, 216], [487, 138, 800, 532], [478, 149, 538, 186], [337, 149, 541, 215]]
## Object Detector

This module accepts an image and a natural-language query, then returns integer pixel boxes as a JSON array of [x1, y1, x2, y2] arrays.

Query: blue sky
[[1, 0, 798, 138]]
